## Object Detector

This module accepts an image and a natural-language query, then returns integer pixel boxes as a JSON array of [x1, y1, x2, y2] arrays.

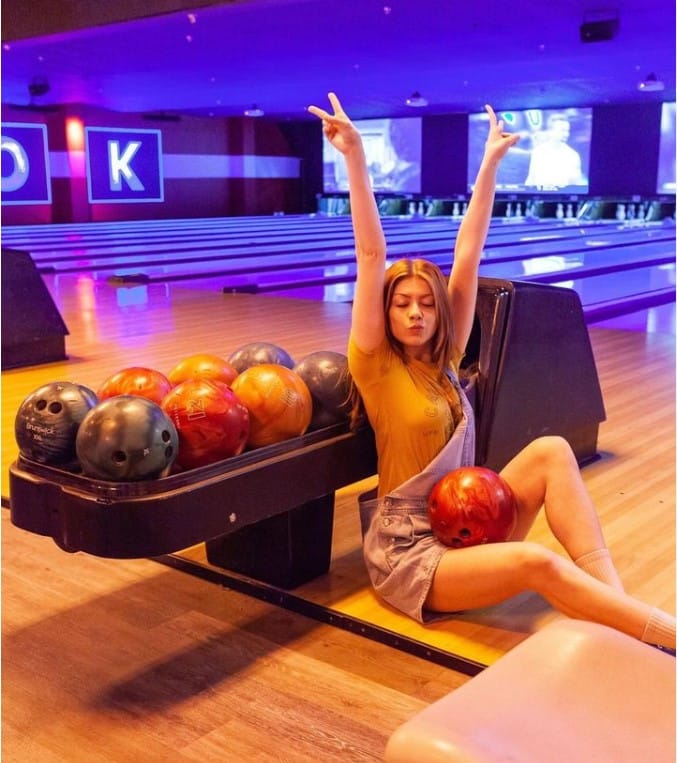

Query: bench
[[385, 619, 675, 763]]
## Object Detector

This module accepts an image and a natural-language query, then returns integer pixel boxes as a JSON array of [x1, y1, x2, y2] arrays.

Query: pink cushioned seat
[[386, 619, 675, 762]]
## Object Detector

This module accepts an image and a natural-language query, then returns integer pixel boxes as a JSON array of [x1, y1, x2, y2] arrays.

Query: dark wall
[[277, 121, 324, 213], [421, 114, 468, 196], [588, 102, 663, 196], [1, 103, 303, 224]]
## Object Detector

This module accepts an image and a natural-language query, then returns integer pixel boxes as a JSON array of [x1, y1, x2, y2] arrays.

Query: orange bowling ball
[[98, 366, 173, 405], [231, 363, 312, 447], [168, 353, 238, 387]]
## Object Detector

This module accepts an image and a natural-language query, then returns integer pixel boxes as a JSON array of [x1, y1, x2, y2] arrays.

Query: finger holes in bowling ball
[[15, 382, 99, 468], [161, 430, 172, 442], [75, 395, 179, 480], [428, 466, 518, 548]]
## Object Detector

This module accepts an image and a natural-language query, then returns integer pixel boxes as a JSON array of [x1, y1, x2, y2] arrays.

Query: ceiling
[[1, 0, 675, 121]]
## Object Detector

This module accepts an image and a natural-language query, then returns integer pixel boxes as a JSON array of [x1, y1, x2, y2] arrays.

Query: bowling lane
[[569, 263, 675, 307], [31, 222, 671, 284], [2, 216, 641, 273], [6, 215, 675, 330], [478, 240, 675, 282], [211, 234, 672, 292], [254, 263, 676, 322]]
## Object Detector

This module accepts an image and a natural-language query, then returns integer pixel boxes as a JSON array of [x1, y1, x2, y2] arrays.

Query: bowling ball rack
[[9, 422, 377, 587], [9, 278, 607, 594]]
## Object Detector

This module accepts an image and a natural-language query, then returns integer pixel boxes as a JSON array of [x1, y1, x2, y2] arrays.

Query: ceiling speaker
[[579, 19, 619, 43]]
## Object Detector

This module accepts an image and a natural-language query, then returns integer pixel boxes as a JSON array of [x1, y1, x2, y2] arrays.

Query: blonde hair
[[348, 258, 458, 430]]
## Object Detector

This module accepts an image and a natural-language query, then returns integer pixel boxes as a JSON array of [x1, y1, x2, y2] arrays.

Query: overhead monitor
[[322, 117, 421, 194], [468, 107, 592, 194]]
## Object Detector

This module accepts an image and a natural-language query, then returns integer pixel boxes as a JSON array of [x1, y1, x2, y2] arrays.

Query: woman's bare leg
[[424, 541, 675, 648], [500, 436, 605, 556], [499, 436, 625, 590]]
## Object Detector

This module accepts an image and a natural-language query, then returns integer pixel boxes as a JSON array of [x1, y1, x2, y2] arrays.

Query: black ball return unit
[[9, 277, 606, 600]]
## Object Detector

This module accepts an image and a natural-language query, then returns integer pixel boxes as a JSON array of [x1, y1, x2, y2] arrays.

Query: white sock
[[641, 608, 676, 650], [574, 548, 625, 591]]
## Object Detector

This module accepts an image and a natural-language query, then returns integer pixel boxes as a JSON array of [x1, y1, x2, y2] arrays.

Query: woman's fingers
[[327, 92, 344, 115], [308, 92, 346, 123], [307, 104, 332, 120]]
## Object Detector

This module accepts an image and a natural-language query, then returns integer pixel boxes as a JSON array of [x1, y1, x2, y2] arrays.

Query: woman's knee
[[523, 435, 577, 473], [513, 542, 566, 589]]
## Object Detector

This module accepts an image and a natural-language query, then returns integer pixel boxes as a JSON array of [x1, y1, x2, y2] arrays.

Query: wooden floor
[[2, 275, 675, 760]]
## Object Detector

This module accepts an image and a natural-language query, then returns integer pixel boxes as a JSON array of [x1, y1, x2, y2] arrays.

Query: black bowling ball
[[76, 395, 179, 481], [293, 350, 352, 429], [227, 341, 294, 374], [15, 381, 98, 468]]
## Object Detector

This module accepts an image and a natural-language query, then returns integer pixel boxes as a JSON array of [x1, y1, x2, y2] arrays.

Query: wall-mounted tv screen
[[656, 102, 676, 194], [468, 107, 592, 194], [322, 117, 421, 194]]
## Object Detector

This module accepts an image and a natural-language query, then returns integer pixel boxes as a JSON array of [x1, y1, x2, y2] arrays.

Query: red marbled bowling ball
[[161, 378, 249, 469], [428, 466, 518, 548]]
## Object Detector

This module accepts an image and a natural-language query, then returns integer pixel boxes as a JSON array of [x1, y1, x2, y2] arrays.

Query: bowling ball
[[227, 342, 294, 374], [76, 395, 178, 481], [428, 466, 518, 548], [293, 350, 352, 429], [161, 378, 249, 469], [167, 353, 238, 387], [98, 366, 173, 405], [231, 363, 312, 448], [15, 381, 98, 468]]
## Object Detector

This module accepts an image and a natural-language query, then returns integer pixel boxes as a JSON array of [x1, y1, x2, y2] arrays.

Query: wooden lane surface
[[2, 280, 675, 671], [3, 284, 473, 760], [2, 510, 470, 762]]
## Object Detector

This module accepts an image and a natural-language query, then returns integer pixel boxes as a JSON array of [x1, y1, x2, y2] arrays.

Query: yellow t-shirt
[[348, 337, 462, 497]]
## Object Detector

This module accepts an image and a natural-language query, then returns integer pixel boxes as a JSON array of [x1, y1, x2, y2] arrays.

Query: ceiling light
[[405, 91, 428, 108], [244, 104, 264, 117], [638, 73, 665, 92]]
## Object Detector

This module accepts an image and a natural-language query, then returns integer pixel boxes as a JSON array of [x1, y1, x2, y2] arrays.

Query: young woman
[[308, 92, 675, 651]]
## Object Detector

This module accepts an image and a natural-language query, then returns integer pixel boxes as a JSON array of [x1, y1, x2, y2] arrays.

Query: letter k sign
[[86, 126, 164, 203], [108, 140, 144, 191]]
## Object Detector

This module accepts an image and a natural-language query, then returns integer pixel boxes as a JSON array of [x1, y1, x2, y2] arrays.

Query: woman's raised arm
[[448, 105, 519, 355], [308, 93, 386, 351]]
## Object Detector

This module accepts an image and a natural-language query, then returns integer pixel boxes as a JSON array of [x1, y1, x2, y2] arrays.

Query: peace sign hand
[[308, 92, 363, 156]]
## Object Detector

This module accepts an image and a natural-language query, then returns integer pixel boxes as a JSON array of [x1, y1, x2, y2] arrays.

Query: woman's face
[[388, 276, 438, 360]]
